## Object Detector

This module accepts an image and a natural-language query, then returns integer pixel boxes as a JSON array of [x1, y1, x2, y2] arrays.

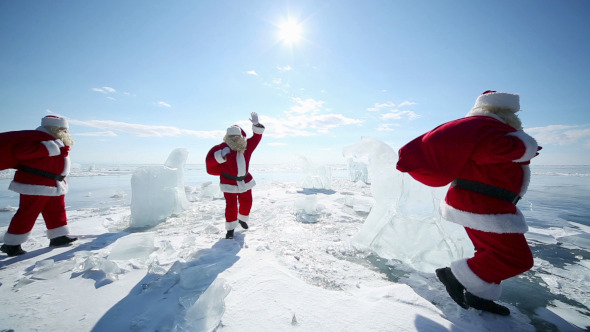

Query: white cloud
[[92, 87, 116, 94], [242, 97, 362, 138], [157, 101, 172, 108], [75, 131, 118, 137], [526, 124, 590, 146], [69, 119, 223, 139], [382, 110, 420, 121], [277, 65, 292, 72], [367, 102, 396, 112], [246, 70, 258, 76], [398, 101, 417, 107], [367, 100, 419, 121], [377, 124, 396, 131]]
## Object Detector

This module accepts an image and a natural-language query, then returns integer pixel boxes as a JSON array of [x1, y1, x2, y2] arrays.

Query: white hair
[[45, 126, 75, 147], [471, 106, 522, 130]]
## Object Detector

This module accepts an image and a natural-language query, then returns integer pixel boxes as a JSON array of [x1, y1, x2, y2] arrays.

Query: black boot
[[225, 230, 234, 239], [49, 235, 77, 247], [1, 244, 26, 256], [436, 267, 469, 309], [239, 220, 249, 229], [464, 291, 510, 316]]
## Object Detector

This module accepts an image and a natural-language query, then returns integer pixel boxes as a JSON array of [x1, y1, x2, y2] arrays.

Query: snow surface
[[0, 181, 540, 332], [1, 143, 588, 331]]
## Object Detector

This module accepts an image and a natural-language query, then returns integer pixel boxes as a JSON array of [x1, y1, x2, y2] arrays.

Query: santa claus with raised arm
[[206, 112, 265, 239], [396, 91, 540, 315], [1, 115, 77, 256]]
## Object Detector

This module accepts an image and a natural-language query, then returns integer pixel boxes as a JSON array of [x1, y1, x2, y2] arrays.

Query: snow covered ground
[[1, 176, 551, 332]]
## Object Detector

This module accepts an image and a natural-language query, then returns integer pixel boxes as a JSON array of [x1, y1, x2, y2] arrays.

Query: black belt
[[222, 172, 249, 181], [18, 165, 66, 181], [451, 178, 521, 204]]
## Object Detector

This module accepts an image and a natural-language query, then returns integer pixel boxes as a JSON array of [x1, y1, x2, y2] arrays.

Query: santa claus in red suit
[[1, 115, 77, 256], [396, 91, 540, 315], [206, 112, 265, 239]]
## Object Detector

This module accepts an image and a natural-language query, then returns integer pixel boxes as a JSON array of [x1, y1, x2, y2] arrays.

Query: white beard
[[47, 127, 75, 147], [224, 135, 246, 153]]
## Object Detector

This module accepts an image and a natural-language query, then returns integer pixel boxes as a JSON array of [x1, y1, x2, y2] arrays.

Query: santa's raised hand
[[250, 112, 259, 125]]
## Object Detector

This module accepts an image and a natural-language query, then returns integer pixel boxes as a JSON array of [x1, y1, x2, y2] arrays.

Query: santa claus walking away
[[1, 115, 77, 256], [206, 112, 265, 239], [396, 91, 541, 315]]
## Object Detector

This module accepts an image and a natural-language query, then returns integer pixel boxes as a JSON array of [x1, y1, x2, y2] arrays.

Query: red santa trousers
[[223, 190, 253, 230], [465, 227, 534, 284], [8, 194, 68, 236]]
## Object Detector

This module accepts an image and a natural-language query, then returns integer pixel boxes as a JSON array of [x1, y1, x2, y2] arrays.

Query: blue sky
[[1, 0, 589, 166]]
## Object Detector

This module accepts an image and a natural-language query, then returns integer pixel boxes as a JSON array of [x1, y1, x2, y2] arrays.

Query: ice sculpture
[[298, 156, 332, 190], [130, 148, 189, 228], [343, 137, 472, 272]]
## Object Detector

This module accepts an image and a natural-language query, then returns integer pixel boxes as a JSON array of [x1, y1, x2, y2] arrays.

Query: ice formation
[[347, 158, 369, 184], [343, 137, 473, 272], [183, 278, 232, 331], [130, 148, 189, 228], [298, 156, 332, 190]]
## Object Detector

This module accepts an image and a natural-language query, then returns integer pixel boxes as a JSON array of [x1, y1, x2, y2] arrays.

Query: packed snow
[[1, 139, 588, 331]]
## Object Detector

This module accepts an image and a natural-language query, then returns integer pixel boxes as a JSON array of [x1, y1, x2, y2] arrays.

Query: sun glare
[[278, 20, 302, 44]]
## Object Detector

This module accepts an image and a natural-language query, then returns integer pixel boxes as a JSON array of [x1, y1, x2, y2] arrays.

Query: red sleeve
[[205, 143, 225, 176]]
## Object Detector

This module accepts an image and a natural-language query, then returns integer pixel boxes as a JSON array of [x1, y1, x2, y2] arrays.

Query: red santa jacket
[[396, 114, 538, 234], [3, 127, 71, 196], [206, 124, 264, 193]]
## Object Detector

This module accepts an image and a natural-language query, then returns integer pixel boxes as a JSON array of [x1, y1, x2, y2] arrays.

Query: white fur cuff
[[508, 130, 538, 162], [451, 258, 502, 300], [47, 225, 70, 239], [2, 231, 31, 245], [225, 220, 238, 230], [42, 140, 61, 157]]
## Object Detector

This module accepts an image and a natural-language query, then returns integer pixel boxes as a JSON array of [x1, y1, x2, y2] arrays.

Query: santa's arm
[[471, 130, 538, 164], [247, 112, 265, 150]]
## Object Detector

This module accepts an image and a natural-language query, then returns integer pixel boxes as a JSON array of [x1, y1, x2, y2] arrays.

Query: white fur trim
[[9, 181, 68, 196], [226, 126, 242, 136], [520, 165, 531, 196], [236, 153, 246, 176], [42, 116, 68, 128], [252, 124, 265, 134], [214, 150, 226, 163], [507, 130, 538, 162], [440, 201, 528, 234], [238, 214, 249, 222], [62, 156, 71, 176], [2, 231, 31, 245], [226, 220, 238, 230], [451, 258, 502, 300], [473, 92, 519, 112], [47, 225, 70, 239], [220, 180, 256, 194], [42, 140, 61, 157]]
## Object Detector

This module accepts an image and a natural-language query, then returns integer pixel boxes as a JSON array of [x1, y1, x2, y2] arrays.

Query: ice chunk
[[183, 278, 232, 331], [108, 232, 156, 261], [298, 156, 332, 190], [179, 263, 220, 290], [294, 195, 323, 223], [130, 148, 189, 228], [347, 158, 369, 184], [343, 137, 472, 272]]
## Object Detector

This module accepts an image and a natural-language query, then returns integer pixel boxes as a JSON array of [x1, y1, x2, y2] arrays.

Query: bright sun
[[278, 20, 302, 44]]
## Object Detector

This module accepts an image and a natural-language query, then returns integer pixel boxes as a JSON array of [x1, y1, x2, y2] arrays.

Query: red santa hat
[[226, 125, 245, 137], [41, 115, 69, 128], [473, 90, 520, 112]]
